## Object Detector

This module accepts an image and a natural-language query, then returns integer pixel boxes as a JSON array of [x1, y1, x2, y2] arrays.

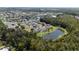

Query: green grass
[[37, 26, 58, 37], [59, 27, 68, 35], [37, 25, 68, 39]]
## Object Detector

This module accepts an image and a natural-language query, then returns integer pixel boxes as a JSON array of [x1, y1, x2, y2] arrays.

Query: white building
[[4, 22, 18, 29]]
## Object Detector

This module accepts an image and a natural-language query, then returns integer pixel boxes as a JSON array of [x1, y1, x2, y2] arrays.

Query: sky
[[0, 0, 79, 7]]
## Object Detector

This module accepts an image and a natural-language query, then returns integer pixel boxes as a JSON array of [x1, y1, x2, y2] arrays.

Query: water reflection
[[43, 29, 64, 40]]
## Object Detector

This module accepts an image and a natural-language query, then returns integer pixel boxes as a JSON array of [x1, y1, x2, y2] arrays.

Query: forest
[[0, 14, 79, 51]]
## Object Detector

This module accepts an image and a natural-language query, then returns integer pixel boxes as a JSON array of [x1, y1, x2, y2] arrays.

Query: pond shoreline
[[37, 26, 68, 41], [36, 26, 58, 37]]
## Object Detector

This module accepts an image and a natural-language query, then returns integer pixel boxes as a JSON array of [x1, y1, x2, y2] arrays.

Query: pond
[[43, 29, 64, 40]]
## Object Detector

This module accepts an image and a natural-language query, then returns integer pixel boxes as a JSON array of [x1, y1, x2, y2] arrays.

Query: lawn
[[36, 25, 68, 38], [36, 26, 58, 37]]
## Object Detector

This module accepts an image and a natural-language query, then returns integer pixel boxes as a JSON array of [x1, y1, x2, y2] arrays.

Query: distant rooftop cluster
[[0, 10, 59, 33]]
